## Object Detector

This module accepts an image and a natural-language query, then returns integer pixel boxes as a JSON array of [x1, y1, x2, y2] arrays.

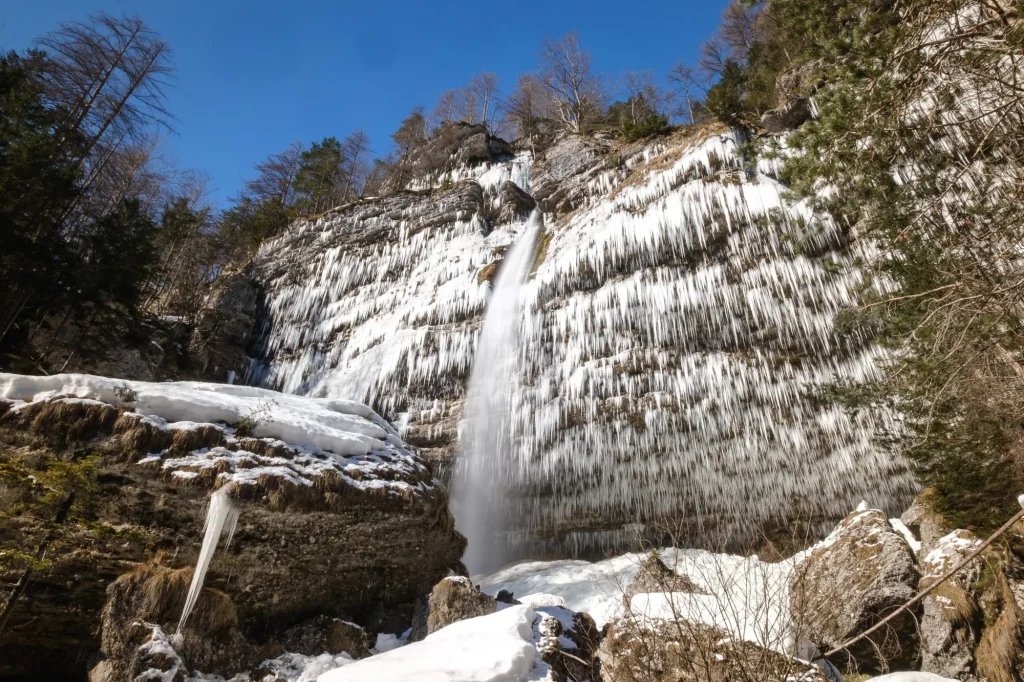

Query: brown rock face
[[0, 397, 465, 681], [790, 508, 921, 673], [600, 616, 825, 682], [422, 576, 496, 638], [622, 553, 705, 612]]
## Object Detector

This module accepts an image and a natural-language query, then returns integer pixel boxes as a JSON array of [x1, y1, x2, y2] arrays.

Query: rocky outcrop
[[281, 615, 372, 659], [791, 508, 921, 672], [535, 606, 602, 682], [905, 493, 1024, 682], [185, 267, 259, 384], [494, 179, 536, 224], [760, 96, 813, 133], [600, 616, 825, 682], [530, 134, 608, 216], [0, 388, 464, 681], [91, 563, 256, 681], [414, 576, 496, 640], [623, 553, 704, 612], [402, 122, 512, 189]]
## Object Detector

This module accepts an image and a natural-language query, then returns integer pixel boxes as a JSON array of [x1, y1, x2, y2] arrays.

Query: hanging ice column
[[177, 484, 240, 633], [453, 210, 542, 574]]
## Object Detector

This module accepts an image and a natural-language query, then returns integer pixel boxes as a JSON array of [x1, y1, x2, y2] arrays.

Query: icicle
[[177, 484, 240, 633]]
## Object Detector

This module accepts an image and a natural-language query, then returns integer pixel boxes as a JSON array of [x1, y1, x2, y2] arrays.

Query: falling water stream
[[452, 210, 542, 574]]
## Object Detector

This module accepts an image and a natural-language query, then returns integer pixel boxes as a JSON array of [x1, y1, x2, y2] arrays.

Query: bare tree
[[622, 70, 664, 124], [456, 87, 480, 125], [502, 74, 549, 146], [339, 130, 371, 200], [698, 36, 731, 77], [37, 14, 174, 168], [538, 32, 603, 133], [468, 72, 500, 130], [719, 1, 760, 57], [245, 142, 303, 210], [667, 61, 710, 124], [431, 90, 459, 130]]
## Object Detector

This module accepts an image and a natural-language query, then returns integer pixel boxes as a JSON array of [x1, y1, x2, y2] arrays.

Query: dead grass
[[117, 561, 237, 637]]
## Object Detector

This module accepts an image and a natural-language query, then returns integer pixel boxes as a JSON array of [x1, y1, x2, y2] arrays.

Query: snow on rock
[[0, 372, 432, 497], [0, 372, 402, 453], [480, 547, 795, 650], [258, 652, 356, 682], [317, 605, 544, 682]]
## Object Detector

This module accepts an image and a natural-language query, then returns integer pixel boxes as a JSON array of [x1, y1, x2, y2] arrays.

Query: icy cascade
[[246, 129, 915, 556], [453, 210, 542, 574], [177, 484, 240, 633]]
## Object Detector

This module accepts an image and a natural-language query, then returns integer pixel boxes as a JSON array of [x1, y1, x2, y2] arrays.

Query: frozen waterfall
[[452, 210, 542, 574], [177, 484, 240, 633]]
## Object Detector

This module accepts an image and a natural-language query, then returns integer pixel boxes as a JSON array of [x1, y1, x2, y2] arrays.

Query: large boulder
[[790, 507, 921, 672], [494, 179, 536, 224], [90, 563, 256, 681]]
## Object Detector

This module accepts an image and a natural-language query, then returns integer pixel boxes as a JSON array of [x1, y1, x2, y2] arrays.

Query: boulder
[[760, 96, 813, 133], [918, 530, 984, 679], [623, 552, 705, 612], [600, 616, 825, 682], [281, 615, 371, 659], [423, 576, 497, 637], [791, 508, 921, 672], [534, 605, 602, 682], [93, 562, 253, 681]]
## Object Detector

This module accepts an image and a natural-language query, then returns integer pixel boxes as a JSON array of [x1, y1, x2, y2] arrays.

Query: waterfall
[[177, 484, 240, 633], [453, 210, 542, 574]]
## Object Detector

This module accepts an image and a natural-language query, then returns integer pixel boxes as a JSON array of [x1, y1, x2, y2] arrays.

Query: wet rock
[[790, 508, 921, 672], [495, 589, 519, 605]]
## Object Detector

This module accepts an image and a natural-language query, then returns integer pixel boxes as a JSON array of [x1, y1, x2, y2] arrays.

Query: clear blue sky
[[3, 1, 729, 206]]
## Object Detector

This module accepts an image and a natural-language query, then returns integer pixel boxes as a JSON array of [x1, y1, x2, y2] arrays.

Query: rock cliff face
[[244, 124, 916, 557], [0, 375, 464, 681]]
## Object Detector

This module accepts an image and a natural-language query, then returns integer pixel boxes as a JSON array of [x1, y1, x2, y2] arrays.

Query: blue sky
[[3, 1, 729, 206]]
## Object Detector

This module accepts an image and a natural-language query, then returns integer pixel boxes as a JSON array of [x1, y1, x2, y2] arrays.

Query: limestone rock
[[790, 508, 921, 672], [530, 134, 607, 216], [0, 395, 464, 680], [96, 563, 251, 680], [494, 179, 536, 224], [600, 616, 825, 682], [623, 553, 705, 612], [919, 529, 984, 680], [760, 96, 813, 133], [424, 576, 497, 636], [281, 615, 371, 659], [535, 606, 602, 682]]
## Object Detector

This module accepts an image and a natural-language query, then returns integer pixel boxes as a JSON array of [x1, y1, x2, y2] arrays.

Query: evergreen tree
[[293, 137, 346, 215]]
